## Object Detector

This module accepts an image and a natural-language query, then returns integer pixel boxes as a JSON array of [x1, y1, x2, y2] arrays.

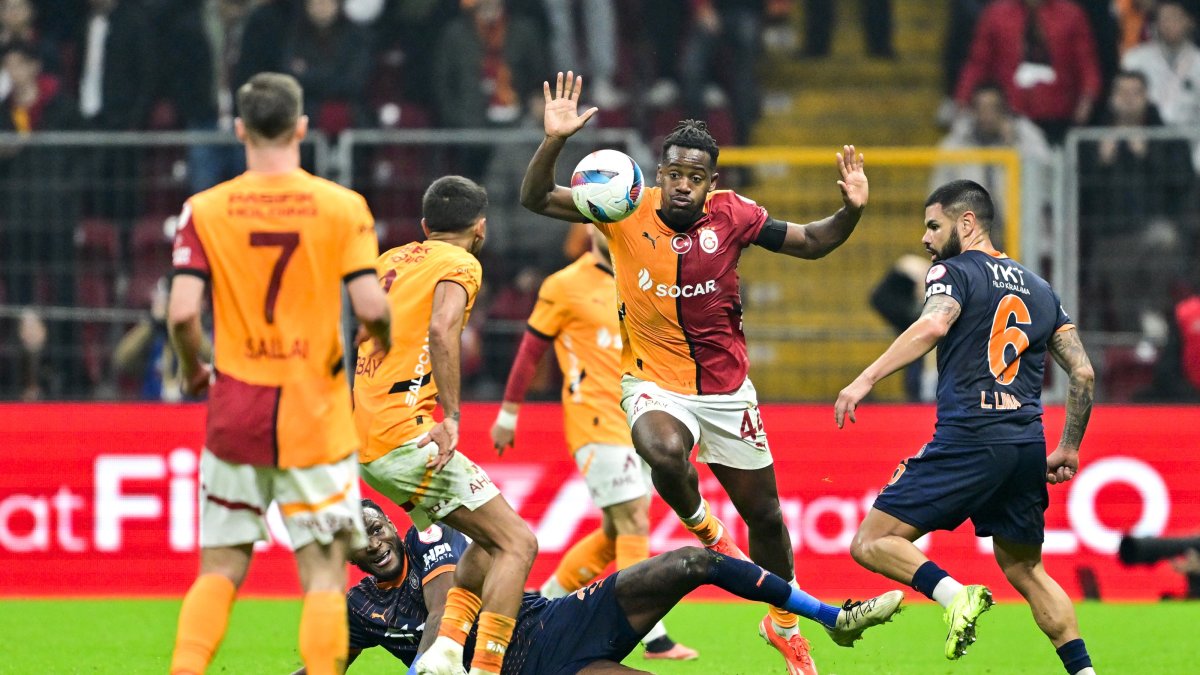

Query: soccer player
[[490, 225, 698, 661], [520, 71, 886, 674], [834, 180, 1097, 674], [315, 499, 902, 674], [168, 72, 392, 675], [353, 176, 538, 675]]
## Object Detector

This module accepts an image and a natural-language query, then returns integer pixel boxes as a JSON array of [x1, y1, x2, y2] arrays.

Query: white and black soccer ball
[[570, 149, 644, 223]]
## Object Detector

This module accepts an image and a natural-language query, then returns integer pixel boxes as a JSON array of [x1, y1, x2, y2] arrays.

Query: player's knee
[[740, 497, 784, 534], [635, 434, 689, 474], [672, 546, 716, 584], [849, 532, 881, 569], [509, 525, 539, 565]]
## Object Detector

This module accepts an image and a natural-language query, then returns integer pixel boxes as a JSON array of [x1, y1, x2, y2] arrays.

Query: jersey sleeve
[[342, 194, 380, 280], [727, 192, 769, 248], [1052, 290, 1075, 332], [526, 274, 569, 339], [439, 254, 483, 306], [346, 589, 381, 650], [923, 261, 969, 307], [404, 524, 470, 584], [171, 201, 209, 278]]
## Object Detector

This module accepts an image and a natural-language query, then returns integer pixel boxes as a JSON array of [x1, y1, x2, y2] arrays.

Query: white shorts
[[574, 443, 653, 508], [359, 436, 501, 530], [199, 449, 367, 551], [620, 375, 773, 471]]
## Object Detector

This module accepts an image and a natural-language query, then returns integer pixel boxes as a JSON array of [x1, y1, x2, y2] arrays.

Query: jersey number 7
[[989, 294, 1031, 385], [250, 231, 300, 324]]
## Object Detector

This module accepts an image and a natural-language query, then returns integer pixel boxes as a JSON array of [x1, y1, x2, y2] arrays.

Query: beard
[[932, 228, 962, 261]]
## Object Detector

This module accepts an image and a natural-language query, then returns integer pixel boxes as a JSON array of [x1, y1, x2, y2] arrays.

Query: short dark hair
[[925, 179, 995, 231], [662, 119, 719, 167], [236, 72, 303, 142], [422, 176, 488, 232], [361, 498, 385, 517], [1113, 69, 1149, 90]]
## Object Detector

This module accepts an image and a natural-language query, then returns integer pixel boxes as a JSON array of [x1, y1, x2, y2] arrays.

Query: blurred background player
[[520, 71, 876, 675], [352, 175, 538, 675], [489, 225, 698, 661], [323, 499, 902, 674], [167, 72, 392, 675], [835, 180, 1097, 674]]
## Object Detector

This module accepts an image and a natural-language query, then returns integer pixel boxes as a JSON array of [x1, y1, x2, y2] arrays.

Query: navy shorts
[[871, 441, 1049, 545], [506, 572, 643, 675]]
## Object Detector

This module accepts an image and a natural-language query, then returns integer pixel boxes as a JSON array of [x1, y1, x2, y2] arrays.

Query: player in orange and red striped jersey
[[520, 72, 897, 675], [490, 226, 698, 661], [168, 72, 391, 675]]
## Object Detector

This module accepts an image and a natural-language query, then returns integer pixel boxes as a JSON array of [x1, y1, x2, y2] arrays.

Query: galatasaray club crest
[[699, 227, 718, 253]]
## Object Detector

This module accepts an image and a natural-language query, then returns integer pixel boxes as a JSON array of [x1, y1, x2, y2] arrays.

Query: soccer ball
[[570, 149, 644, 223]]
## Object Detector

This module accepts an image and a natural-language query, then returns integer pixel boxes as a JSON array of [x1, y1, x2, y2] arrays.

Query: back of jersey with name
[[924, 250, 1073, 444], [172, 169, 379, 468]]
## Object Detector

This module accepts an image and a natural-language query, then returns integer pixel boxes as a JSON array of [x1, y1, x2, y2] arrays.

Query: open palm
[[543, 70, 598, 139], [837, 144, 869, 211]]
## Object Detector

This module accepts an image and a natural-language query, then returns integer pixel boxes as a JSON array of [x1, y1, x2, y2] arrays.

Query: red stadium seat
[[317, 100, 354, 137]]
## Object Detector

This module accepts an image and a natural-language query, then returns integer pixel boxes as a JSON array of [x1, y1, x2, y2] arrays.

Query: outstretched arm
[[835, 294, 961, 427], [773, 146, 868, 259], [1046, 327, 1095, 484], [520, 71, 599, 222]]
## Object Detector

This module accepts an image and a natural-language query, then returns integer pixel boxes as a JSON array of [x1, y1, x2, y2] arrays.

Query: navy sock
[[1055, 638, 1092, 674], [704, 552, 842, 628], [910, 561, 950, 601]]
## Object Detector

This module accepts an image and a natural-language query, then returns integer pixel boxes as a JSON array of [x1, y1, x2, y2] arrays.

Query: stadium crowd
[[1, 0, 1200, 402]]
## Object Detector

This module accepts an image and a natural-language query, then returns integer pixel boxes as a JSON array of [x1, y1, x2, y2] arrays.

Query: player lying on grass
[[292, 499, 903, 675]]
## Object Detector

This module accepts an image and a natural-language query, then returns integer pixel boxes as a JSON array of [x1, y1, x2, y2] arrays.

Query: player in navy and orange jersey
[[352, 176, 537, 675], [313, 499, 898, 674], [520, 72, 898, 674], [167, 73, 392, 675], [489, 226, 698, 661], [835, 181, 1098, 674]]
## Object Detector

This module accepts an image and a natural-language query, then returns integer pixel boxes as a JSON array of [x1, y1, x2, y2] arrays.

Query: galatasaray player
[[168, 73, 392, 675], [490, 226, 698, 661], [520, 72, 899, 674], [835, 181, 1097, 673], [353, 176, 538, 675]]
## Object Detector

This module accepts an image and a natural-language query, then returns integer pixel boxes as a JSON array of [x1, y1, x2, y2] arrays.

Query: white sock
[[540, 575, 569, 599], [682, 500, 708, 527], [1074, 668, 1096, 675], [931, 576, 965, 608], [642, 620, 669, 644]]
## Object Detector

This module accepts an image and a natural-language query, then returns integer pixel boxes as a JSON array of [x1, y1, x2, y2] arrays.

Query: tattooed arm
[[1045, 327, 1095, 483], [835, 294, 961, 427]]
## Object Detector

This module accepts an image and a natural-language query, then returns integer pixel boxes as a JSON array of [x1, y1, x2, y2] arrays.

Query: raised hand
[[836, 145, 868, 212], [543, 71, 598, 140]]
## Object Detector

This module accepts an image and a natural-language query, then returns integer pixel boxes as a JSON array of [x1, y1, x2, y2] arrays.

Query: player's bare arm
[[167, 274, 213, 396], [347, 273, 392, 356], [418, 280, 469, 470], [520, 71, 599, 222], [417, 569, 457, 656], [835, 294, 961, 428], [1046, 327, 1095, 484], [775, 146, 868, 259]]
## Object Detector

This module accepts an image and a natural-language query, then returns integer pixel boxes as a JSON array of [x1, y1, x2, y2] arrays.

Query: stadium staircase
[[737, 1, 944, 400]]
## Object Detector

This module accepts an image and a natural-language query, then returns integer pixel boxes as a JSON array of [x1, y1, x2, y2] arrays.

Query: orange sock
[[615, 534, 649, 571], [170, 573, 236, 675], [470, 611, 517, 674], [299, 591, 347, 675], [553, 528, 615, 591], [682, 500, 722, 546], [768, 604, 799, 631], [438, 587, 483, 646]]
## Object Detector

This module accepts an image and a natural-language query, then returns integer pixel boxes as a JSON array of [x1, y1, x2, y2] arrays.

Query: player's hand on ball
[[836, 145, 868, 212], [419, 417, 459, 471], [543, 71, 598, 139], [835, 376, 873, 428], [1045, 446, 1079, 484]]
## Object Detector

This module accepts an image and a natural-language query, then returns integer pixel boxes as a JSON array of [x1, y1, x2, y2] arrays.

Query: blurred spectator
[[931, 83, 1052, 230], [1137, 291, 1200, 401], [480, 265, 545, 392], [234, 0, 299, 92], [0, 0, 59, 88], [681, 0, 763, 145], [543, 0, 626, 107], [801, 0, 893, 59], [114, 277, 193, 401], [954, 0, 1103, 145], [282, 0, 373, 134], [1078, 70, 1194, 331], [641, 0, 687, 108], [940, 0, 990, 125], [1122, 2, 1200, 167], [0, 42, 82, 397], [1115, 0, 1159, 55], [869, 254, 933, 401], [370, 0, 458, 106], [11, 308, 47, 400]]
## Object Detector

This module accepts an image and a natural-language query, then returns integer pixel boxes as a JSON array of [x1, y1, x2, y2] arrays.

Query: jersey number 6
[[250, 231, 300, 324], [989, 294, 1031, 385]]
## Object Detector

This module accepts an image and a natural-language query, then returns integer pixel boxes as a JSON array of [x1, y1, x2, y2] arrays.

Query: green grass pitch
[[2, 598, 1196, 673]]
